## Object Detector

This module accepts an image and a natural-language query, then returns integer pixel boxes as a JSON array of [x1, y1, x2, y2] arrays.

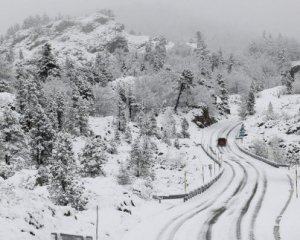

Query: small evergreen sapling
[[117, 161, 131, 185], [181, 118, 190, 138]]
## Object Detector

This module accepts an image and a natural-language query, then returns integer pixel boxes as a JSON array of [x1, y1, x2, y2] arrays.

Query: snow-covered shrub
[[251, 139, 268, 158]]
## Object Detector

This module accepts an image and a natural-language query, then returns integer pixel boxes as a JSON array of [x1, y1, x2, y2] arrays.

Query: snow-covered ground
[[1, 87, 300, 240], [0, 92, 217, 240], [235, 86, 300, 164]]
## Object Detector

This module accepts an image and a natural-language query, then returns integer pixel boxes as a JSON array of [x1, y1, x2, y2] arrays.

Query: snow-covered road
[[122, 119, 299, 240]]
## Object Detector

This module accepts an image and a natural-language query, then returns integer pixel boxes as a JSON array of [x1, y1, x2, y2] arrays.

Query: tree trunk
[[174, 84, 184, 113], [5, 155, 10, 165]]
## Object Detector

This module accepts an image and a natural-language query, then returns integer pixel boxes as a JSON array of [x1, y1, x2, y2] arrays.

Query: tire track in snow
[[235, 162, 259, 240], [156, 161, 236, 240], [199, 158, 250, 240], [249, 170, 267, 240], [222, 122, 265, 240], [273, 174, 294, 240]]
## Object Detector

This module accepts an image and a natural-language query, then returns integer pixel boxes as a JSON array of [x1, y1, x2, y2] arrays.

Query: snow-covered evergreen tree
[[117, 84, 127, 132], [38, 43, 60, 82], [216, 74, 230, 115], [284, 72, 294, 94], [174, 69, 194, 112], [117, 162, 131, 185], [80, 136, 106, 177], [124, 126, 132, 144], [48, 132, 87, 210], [114, 127, 121, 144], [246, 82, 256, 115], [152, 37, 167, 71], [128, 84, 138, 121], [29, 104, 56, 165], [129, 136, 153, 178], [149, 111, 158, 137], [181, 118, 190, 138], [0, 107, 28, 167], [194, 31, 210, 76], [93, 51, 113, 86], [266, 102, 275, 120], [0, 79, 10, 93]]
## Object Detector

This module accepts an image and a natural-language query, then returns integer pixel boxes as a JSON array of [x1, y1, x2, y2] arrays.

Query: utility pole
[[96, 205, 99, 240]]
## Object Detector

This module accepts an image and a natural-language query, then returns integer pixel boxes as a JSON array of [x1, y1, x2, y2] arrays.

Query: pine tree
[[194, 31, 210, 76], [0, 107, 28, 166], [38, 43, 60, 82], [129, 137, 142, 177], [93, 51, 113, 86], [75, 97, 89, 136], [48, 132, 87, 210], [128, 84, 138, 121], [266, 102, 275, 120], [247, 82, 256, 116], [129, 136, 153, 178], [149, 112, 158, 137], [216, 74, 230, 115], [227, 53, 235, 73], [152, 37, 167, 71], [124, 126, 132, 144], [55, 92, 66, 131], [117, 162, 131, 185], [114, 127, 121, 144], [181, 118, 190, 138], [174, 69, 194, 113], [29, 104, 56, 165], [165, 109, 177, 138], [46, 98, 59, 131], [117, 84, 127, 132], [0, 79, 10, 93], [284, 72, 294, 94], [80, 136, 106, 177]]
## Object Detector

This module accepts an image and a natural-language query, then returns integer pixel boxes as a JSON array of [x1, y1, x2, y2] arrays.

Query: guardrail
[[153, 142, 224, 203], [200, 143, 221, 167], [235, 141, 289, 168], [183, 169, 224, 202]]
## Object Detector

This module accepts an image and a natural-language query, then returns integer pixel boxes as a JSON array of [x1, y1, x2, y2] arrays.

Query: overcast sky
[[1, 0, 300, 51]]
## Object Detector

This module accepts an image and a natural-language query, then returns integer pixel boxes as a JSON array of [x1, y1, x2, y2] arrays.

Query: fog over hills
[[1, 0, 300, 52]]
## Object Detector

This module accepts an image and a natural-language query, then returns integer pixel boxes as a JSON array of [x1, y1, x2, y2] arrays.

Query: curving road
[[122, 119, 296, 240]]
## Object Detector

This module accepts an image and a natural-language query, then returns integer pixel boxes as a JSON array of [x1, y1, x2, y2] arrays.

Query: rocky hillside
[[0, 11, 150, 66], [238, 86, 300, 165]]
